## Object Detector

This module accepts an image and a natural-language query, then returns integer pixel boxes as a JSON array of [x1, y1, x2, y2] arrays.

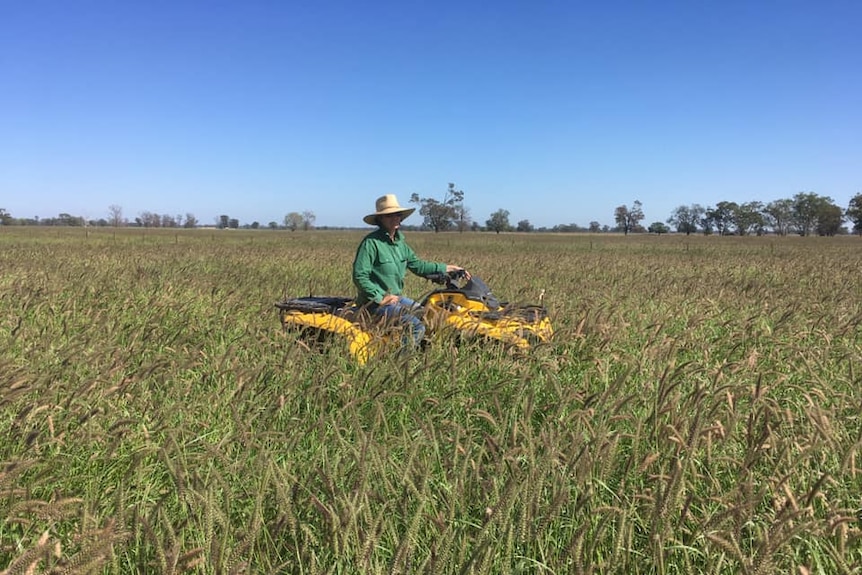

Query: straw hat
[[363, 194, 415, 226]]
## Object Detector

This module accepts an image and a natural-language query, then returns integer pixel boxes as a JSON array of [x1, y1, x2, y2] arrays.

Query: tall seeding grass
[[1, 227, 861, 574]]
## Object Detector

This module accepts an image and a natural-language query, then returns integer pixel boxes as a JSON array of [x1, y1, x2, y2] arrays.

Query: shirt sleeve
[[352, 237, 386, 304], [404, 243, 446, 277]]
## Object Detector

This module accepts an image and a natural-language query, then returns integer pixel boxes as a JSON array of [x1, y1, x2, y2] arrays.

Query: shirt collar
[[375, 227, 402, 243]]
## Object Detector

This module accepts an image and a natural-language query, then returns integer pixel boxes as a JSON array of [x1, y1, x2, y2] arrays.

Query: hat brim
[[363, 207, 415, 226]]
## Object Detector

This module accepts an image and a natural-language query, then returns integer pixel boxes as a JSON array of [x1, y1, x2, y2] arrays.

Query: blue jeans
[[371, 296, 425, 350]]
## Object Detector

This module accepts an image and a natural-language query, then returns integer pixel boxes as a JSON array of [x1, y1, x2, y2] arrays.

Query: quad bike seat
[[276, 296, 354, 314]]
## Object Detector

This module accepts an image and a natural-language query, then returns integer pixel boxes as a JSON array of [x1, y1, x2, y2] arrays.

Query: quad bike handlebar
[[419, 270, 501, 310], [423, 269, 467, 287]]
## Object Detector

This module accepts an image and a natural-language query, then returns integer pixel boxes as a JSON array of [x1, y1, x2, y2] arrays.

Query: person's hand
[[446, 265, 470, 280], [380, 293, 400, 306]]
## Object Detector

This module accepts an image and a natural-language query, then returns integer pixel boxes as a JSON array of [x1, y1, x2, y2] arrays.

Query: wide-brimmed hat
[[363, 194, 415, 226]]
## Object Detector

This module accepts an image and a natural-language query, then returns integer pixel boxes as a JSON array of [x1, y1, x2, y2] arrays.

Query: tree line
[[3, 189, 861, 235], [0, 206, 317, 231], [423, 190, 862, 236], [661, 192, 859, 236]]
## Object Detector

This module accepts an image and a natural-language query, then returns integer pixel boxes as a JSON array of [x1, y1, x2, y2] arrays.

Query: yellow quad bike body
[[276, 272, 552, 365]]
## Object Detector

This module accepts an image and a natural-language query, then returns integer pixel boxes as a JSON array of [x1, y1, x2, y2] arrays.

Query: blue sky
[[2, 0, 860, 228]]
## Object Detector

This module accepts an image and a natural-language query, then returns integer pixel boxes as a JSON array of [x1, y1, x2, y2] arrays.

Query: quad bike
[[276, 271, 553, 365]]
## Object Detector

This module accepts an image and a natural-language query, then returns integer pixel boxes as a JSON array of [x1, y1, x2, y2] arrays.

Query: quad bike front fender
[[440, 314, 532, 349]]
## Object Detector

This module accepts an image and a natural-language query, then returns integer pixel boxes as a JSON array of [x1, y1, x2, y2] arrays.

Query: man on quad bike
[[353, 194, 470, 352]]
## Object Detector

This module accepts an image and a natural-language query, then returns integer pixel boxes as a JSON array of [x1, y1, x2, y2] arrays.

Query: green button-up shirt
[[352, 228, 445, 305]]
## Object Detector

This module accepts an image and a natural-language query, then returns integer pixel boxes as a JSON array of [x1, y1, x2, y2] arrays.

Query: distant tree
[[108, 204, 124, 227], [614, 200, 644, 235], [627, 200, 645, 233], [228, 218, 239, 229], [183, 213, 198, 228], [589, 221, 601, 233], [217, 215, 230, 229], [763, 198, 794, 236], [301, 211, 316, 231], [734, 201, 765, 236], [284, 212, 304, 231], [816, 203, 844, 236], [410, 183, 465, 232], [704, 201, 738, 235], [250, 221, 260, 229], [161, 214, 177, 228], [268, 221, 279, 230], [791, 192, 825, 236], [667, 204, 704, 235], [847, 193, 862, 235], [136, 212, 159, 227], [648, 222, 670, 234], [57, 213, 85, 226], [486, 209, 511, 234], [552, 223, 585, 233], [454, 204, 472, 232], [470, 221, 481, 232], [613, 206, 627, 233], [516, 219, 533, 232], [0, 208, 12, 226]]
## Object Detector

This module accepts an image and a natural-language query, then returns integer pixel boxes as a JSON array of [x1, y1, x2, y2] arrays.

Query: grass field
[[1, 227, 861, 574]]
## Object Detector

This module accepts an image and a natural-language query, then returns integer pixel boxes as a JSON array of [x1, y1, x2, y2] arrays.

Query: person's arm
[[405, 244, 470, 280], [404, 243, 446, 277]]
